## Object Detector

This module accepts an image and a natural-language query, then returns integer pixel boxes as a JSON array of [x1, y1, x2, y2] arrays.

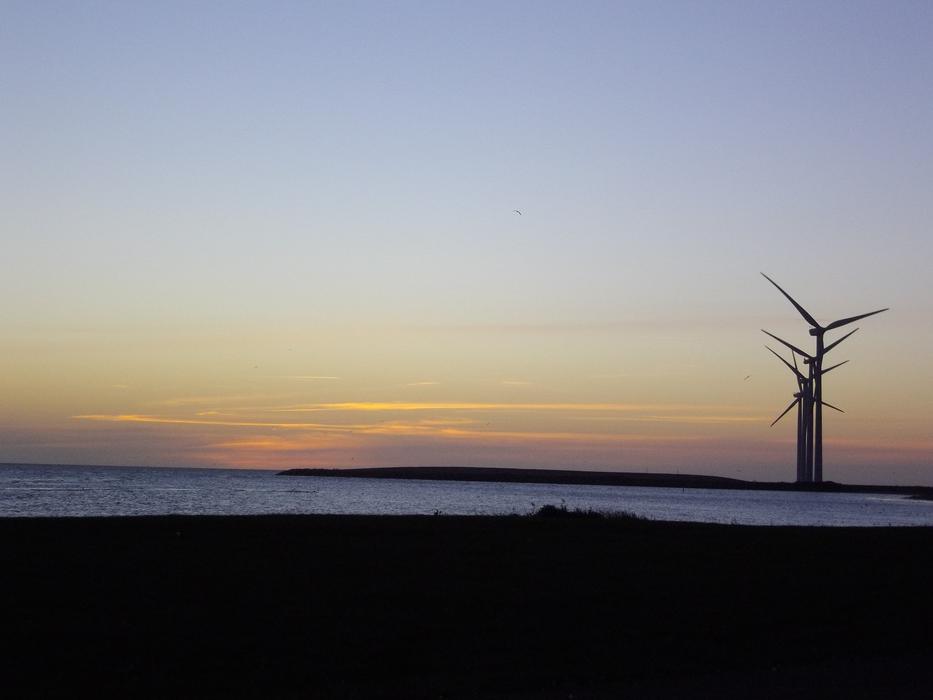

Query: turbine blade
[[820, 400, 845, 414], [761, 273, 821, 328], [771, 399, 799, 427], [761, 330, 813, 359], [825, 308, 888, 331], [821, 359, 849, 375], [824, 327, 859, 355], [791, 353, 803, 390], [765, 345, 806, 380]]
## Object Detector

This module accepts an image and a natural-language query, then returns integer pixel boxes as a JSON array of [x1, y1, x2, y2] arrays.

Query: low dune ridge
[[281, 465, 933, 499]]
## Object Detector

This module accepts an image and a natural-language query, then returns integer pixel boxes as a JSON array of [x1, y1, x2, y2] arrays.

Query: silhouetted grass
[[531, 502, 646, 521]]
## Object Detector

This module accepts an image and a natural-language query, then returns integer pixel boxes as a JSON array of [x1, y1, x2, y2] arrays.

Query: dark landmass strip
[[281, 465, 933, 499], [3, 514, 931, 698]]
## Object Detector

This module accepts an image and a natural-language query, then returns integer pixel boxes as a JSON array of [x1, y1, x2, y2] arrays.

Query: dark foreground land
[[3, 514, 932, 699]]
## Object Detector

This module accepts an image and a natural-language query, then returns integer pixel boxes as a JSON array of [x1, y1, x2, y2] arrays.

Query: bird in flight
[[513, 209, 522, 215]]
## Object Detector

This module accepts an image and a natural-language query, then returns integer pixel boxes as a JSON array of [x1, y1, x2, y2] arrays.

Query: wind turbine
[[761, 331, 818, 480], [761, 273, 886, 482], [766, 345, 849, 482], [766, 346, 808, 482]]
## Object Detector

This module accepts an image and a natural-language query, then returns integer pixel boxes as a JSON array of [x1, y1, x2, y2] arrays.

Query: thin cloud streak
[[402, 315, 792, 334], [155, 394, 293, 407], [75, 414, 346, 430], [279, 376, 341, 381], [568, 415, 765, 425], [270, 401, 747, 413], [73, 413, 712, 443], [206, 431, 707, 452]]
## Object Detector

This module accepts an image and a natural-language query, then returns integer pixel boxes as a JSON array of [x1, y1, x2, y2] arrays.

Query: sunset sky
[[2, 2, 932, 484]]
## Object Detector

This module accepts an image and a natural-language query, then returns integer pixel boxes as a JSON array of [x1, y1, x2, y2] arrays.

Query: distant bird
[[744, 375, 751, 381], [513, 209, 522, 215]]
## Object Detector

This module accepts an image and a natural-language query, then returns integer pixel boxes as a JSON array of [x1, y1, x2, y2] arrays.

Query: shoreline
[[6, 462, 930, 500], [280, 465, 933, 500], [4, 513, 932, 697]]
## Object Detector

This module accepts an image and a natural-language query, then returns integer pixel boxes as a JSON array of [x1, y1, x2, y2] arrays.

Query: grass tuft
[[530, 503, 647, 521]]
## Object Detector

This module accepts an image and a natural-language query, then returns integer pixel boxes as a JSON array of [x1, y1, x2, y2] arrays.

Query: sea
[[1, 463, 931, 526]]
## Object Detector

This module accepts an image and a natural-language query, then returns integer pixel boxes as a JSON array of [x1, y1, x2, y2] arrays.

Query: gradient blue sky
[[2, 1, 932, 483]]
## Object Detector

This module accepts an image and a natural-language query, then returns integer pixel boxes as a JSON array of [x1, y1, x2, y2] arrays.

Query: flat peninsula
[[280, 465, 933, 499]]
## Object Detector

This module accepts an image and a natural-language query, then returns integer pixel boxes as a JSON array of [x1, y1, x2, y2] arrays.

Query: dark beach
[[3, 513, 932, 698]]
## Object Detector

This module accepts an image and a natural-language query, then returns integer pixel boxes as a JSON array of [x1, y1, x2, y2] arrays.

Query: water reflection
[[1, 464, 931, 526]]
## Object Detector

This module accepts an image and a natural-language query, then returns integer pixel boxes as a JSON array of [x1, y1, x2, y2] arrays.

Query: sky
[[2, 1, 932, 484]]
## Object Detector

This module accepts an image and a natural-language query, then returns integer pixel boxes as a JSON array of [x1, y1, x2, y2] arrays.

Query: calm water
[[1, 463, 932, 526]]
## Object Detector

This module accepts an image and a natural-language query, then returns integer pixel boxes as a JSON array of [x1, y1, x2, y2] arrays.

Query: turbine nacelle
[[761, 272, 888, 333]]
